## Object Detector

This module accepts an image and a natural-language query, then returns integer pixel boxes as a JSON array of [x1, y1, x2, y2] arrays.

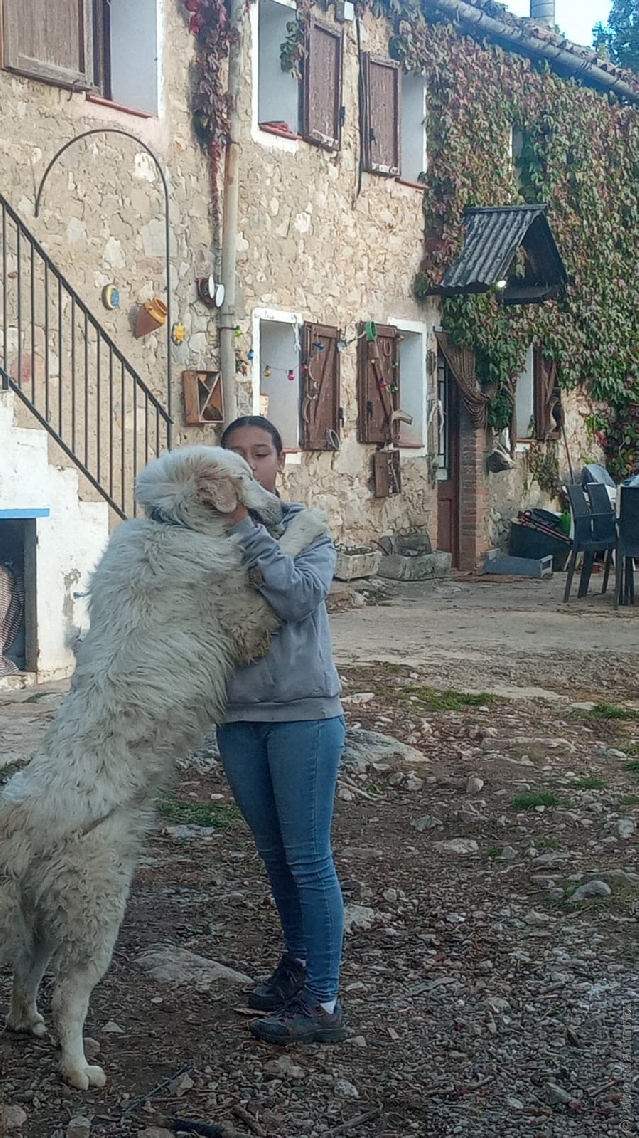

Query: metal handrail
[[0, 192, 172, 518]]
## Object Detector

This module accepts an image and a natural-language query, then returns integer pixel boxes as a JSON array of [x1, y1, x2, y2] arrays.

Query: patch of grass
[[380, 661, 410, 675], [158, 796, 239, 828], [399, 686, 497, 712], [571, 776, 606, 790], [513, 791, 564, 810], [536, 837, 558, 850], [619, 794, 639, 806], [488, 846, 502, 859], [624, 760, 639, 773], [585, 702, 639, 721]]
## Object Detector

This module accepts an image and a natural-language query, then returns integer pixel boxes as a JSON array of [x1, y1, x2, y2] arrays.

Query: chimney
[[530, 0, 555, 25]]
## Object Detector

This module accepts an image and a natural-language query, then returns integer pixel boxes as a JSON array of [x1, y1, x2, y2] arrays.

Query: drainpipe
[[219, 0, 245, 425], [424, 0, 639, 105]]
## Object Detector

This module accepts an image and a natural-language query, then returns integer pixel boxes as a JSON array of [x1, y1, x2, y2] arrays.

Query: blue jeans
[[216, 717, 346, 1003]]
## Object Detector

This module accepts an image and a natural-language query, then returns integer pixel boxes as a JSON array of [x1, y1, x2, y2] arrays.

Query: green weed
[[159, 797, 239, 828], [513, 791, 564, 810]]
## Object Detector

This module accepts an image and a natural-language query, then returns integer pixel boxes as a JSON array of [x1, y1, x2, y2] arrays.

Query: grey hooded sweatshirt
[[222, 502, 343, 723]]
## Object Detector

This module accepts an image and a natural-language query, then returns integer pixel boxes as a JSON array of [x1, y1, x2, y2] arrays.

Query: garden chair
[[615, 485, 639, 608], [584, 481, 616, 595], [563, 484, 616, 603]]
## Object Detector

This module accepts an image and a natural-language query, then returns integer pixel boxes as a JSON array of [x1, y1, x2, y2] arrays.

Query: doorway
[[436, 352, 460, 567], [0, 518, 37, 676]]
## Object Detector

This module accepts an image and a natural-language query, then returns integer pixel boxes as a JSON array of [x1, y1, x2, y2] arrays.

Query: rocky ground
[[0, 574, 638, 1138]]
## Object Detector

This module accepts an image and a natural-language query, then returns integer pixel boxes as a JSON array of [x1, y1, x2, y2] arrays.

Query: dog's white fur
[[0, 445, 328, 1090]]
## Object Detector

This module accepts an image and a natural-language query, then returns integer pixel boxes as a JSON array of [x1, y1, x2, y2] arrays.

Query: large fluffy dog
[[0, 446, 328, 1090]]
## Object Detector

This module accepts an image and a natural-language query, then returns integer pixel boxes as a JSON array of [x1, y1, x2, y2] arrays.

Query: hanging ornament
[[390, 384, 399, 394], [302, 363, 309, 374], [234, 326, 242, 339], [263, 365, 272, 378], [247, 348, 254, 361], [378, 380, 388, 389], [287, 369, 295, 382]]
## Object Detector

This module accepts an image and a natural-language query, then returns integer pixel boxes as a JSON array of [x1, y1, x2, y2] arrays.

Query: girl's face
[[223, 425, 285, 493]]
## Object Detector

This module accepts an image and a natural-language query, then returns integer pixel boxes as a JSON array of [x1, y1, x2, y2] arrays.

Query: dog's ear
[[195, 471, 239, 514]]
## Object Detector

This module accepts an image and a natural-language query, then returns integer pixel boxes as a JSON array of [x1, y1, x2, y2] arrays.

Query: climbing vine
[[374, 3, 639, 478], [184, 0, 232, 154]]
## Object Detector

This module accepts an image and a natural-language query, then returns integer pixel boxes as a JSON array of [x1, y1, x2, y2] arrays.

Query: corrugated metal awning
[[427, 205, 568, 305]]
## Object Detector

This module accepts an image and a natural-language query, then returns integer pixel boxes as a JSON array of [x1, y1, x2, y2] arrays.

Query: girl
[[217, 415, 346, 1044]]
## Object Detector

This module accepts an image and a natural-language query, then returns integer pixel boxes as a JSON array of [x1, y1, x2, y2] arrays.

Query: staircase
[[0, 191, 172, 520], [0, 191, 173, 682]]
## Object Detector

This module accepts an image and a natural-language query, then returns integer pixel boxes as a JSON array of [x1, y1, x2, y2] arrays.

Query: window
[[257, 316, 302, 450], [2, 0, 159, 115], [514, 344, 560, 442], [400, 73, 426, 184], [393, 326, 426, 447], [361, 55, 400, 176], [257, 0, 300, 136], [256, 1, 343, 148]]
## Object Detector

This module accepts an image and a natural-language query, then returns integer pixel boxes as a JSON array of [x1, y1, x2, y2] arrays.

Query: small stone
[[66, 1118, 91, 1138], [102, 1020, 125, 1033], [168, 1072, 194, 1095], [486, 996, 510, 1013], [506, 1096, 524, 1110], [342, 692, 375, 705], [337, 786, 354, 801], [405, 775, 424, 791], [570, 879, 612, 901], [264, 1054, 305, 1079], [137, 1130, 174, 1138], [498, 845, 516, 860], [466, 775, 485, 794], [545, 1082, 573, 1106], [618, 818, 636, 839], [2, 1106, 28, 1131], [84, 1037, 100, 1060], [334, 1077, 359, 1097], [434, 838, 479, 855], [411, 814, 443, 831], [548, 887, 565, 900]]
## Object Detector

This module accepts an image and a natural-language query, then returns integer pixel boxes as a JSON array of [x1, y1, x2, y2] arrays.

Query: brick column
[[458, 401, 490, 572]]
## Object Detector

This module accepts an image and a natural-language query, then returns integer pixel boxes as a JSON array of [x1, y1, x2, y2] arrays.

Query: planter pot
[[135, 299, 168, 338], [334, 549, 381, 581]]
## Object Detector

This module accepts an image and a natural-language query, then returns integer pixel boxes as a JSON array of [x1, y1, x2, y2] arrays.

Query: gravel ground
[[0, 574, 638, 1138]]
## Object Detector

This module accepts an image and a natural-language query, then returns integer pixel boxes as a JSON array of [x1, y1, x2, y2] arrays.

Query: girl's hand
[[224, 504, 250, 526]]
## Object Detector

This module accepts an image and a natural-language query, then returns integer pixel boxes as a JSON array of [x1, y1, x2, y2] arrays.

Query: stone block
[[378, 531, 432, 556], [334, 549, 381, 581], [377, 551, 452, 581]]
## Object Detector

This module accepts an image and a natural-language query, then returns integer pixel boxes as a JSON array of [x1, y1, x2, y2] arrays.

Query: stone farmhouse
[[0, 0, 637, 680]]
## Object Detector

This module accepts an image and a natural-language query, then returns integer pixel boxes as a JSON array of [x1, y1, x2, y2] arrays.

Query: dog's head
[[135, 446, 284, 531]]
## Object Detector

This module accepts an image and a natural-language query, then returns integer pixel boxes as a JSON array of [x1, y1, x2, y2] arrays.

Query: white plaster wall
[[0, 393, 109, 680]]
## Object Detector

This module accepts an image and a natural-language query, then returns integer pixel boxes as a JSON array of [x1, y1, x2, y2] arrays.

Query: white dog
[[0, 445, 328, 1090]]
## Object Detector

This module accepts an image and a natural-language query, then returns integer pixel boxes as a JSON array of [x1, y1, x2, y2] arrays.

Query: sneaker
[[249, 989, 347, 1044], [247, 952, 307, 1012]]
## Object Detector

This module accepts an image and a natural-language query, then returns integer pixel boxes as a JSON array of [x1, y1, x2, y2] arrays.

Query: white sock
[[294, 957, 306, 968], [320, 999, 336, 1015]]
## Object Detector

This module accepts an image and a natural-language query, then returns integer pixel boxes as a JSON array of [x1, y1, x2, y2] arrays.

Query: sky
[[502, 1, 613, 47]]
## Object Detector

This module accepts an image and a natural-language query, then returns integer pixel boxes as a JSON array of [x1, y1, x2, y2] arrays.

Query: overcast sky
[[502, 1, 612, 46]]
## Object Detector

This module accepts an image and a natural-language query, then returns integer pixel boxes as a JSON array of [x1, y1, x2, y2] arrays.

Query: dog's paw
[[5, 1011, 46, 1036], [60, 1062, 107, 1090], [280, 508, 330, 557]]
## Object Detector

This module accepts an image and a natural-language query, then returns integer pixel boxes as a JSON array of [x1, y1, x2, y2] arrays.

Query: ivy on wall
[[380, 5, 639, 477]]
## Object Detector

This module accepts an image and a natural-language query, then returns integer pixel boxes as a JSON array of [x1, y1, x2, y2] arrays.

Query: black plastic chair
[[584, 482, 616, 595], [615, 485, 639, 608], [563, 484, 616, 602]]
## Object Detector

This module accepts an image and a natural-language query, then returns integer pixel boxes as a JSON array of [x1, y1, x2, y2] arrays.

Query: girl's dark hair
[[220, 415, 283, 456]]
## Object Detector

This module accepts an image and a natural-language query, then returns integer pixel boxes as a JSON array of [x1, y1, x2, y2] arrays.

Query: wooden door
[[436, 354, 460, 567]]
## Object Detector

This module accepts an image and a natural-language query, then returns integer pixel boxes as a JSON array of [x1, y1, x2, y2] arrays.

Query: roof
[[427, 205, 568, 305]]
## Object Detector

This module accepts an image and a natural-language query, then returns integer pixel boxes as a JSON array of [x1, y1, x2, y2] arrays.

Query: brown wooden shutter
[[3, 0, 93, 89], [533, 346, 558, 441], [361, 55, 400, 176], [302, 17, 343, 151], [356, 324, 400, 444], [301, 324, 341, 451]]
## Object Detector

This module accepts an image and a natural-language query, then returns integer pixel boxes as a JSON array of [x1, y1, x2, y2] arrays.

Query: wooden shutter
[[356, 323, 400, 444], [302, 17, 343, 151], [361, 55, 400, 176], [533, 346, 558, 441], [3, 0, 93, 89], [301, 323, 341, 451]]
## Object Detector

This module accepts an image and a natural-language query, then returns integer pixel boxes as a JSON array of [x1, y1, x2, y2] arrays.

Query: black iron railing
[[0, 192, 172, 519]]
